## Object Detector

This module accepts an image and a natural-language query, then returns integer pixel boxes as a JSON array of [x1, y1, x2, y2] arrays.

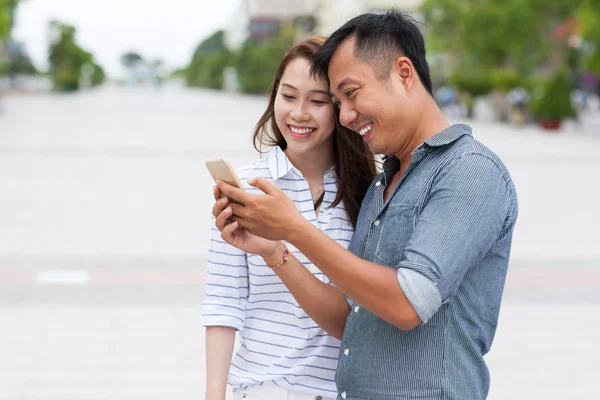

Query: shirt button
[[323, 210, 329, 215], [375, 181, 381, 187], [354, 305, 360, 313], [341, 392, 347, 399], [373, 219, 380, 226], [344, 348, 349, 356]]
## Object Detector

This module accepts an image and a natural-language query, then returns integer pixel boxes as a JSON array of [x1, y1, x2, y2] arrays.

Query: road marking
[[35, 270, 90, 285]]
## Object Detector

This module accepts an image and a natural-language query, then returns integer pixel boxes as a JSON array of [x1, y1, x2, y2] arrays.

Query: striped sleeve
[[202, 216, 249, 331], [398, 153, 511, 317]]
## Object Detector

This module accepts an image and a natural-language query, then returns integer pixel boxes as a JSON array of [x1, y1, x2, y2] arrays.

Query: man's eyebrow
[[336, 78, 358, 91]]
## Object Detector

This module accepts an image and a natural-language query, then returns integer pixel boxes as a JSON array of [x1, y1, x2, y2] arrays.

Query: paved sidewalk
[[0, 87, 599, 399]]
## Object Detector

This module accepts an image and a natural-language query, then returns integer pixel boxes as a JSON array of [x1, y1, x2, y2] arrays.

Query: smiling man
[[213, 11, 518, 400]]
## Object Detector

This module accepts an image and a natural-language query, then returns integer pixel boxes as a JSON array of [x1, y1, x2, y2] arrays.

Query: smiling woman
[[202, 36, 376, 400]]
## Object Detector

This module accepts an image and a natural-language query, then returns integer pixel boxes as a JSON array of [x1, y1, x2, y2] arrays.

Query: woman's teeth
[[289, 126, 316, 134]]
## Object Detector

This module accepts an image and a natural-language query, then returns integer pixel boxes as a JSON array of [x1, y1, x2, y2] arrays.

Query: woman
[[203, 36, 376, 400]]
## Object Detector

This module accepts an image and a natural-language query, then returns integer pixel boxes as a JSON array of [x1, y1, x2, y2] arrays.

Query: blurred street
[[0, 86, 599, 399]]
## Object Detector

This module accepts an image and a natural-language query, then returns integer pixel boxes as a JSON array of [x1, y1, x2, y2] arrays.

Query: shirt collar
[[266, 146, 295, 180], [424, 124, 472, 148], [381, 124, 472, 181], [266, 146, 337, 181]]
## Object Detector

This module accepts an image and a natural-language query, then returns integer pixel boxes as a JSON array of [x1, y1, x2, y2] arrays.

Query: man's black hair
[[311, 10, 433, 95]]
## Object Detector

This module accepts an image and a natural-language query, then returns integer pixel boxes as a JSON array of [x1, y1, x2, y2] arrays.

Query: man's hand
[[216, 177, 309, 242], [212, 185, 277, 256]]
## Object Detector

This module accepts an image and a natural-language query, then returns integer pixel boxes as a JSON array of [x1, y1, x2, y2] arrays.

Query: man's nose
[[338, 103, 358, 128]]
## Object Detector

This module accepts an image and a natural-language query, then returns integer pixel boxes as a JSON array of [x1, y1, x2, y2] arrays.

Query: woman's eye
[[282, 94, 295, 100], [311, 100, 328, 105]]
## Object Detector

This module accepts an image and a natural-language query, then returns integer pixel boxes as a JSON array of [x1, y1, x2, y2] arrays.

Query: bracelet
[[268, 245, 290, 270]]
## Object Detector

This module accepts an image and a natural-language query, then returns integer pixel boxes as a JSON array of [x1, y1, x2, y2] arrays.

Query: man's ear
[[393, 56, 415, 90]]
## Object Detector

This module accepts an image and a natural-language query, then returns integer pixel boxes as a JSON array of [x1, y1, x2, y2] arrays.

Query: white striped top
[[202, 146, 353, 398]]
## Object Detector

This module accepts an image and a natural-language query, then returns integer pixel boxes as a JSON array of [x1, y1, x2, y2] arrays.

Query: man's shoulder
[[438, 133, 513, 185]]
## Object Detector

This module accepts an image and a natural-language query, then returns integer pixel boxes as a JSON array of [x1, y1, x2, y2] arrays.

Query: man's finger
[[229, 203, 248, 219], [217, 180, 253, 205], [232, 215, 252, 231], [247, 177, 278, 195]]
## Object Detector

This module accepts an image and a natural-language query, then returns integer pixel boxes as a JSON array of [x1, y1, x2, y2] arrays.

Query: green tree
[[421, 0, 579, 76], [235, 24, 297, 94], [0, 0, 19, 40], [529, 69, 577, 121], [47, 20, 105, 91], [186, 30, 232, 89], [577, 0, 600, 75], [1, 0, 19, 75]]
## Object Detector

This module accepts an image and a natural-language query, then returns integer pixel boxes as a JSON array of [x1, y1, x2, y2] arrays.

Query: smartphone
[[205, 158, 245, 190]]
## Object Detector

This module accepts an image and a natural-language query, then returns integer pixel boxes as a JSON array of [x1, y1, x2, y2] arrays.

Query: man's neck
[[394, 96, 450, 166]]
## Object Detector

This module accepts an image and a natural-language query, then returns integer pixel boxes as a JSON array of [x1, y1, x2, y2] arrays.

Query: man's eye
[[345, 89, 356, 98]]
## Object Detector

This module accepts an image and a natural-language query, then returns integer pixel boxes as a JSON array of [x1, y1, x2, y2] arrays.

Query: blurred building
[[225, 0, 426, 50], [225, 0, 321, 50], [315, 0, 425, 35]]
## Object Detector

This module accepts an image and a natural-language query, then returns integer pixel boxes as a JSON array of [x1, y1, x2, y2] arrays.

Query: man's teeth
[[359, 125, 372, 136]]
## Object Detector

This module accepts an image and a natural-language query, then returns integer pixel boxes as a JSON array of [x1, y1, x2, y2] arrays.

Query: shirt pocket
[[374, 203, 417, 267]]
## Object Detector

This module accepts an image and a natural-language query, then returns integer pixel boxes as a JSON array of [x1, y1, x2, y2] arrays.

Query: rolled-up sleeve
[[202, 217, 249, 331], [397, 153, 512, 323]]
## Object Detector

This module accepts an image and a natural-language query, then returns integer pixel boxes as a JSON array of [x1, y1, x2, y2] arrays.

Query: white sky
[[11, 0, 241, 77]]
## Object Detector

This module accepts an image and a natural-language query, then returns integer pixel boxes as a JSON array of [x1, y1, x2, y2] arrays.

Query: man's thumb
[[247, 177, 275, 194]]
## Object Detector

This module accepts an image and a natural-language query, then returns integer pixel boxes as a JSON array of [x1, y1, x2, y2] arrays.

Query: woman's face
[[274, 57, 336, 157]]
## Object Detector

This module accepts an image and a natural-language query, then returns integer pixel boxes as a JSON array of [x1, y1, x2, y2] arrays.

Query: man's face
[[328, 38, 416, 155]]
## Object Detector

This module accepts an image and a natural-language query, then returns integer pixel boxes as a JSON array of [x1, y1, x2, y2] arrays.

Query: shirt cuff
[[396, 267, 442, 324], [202, 304, 245, 331]]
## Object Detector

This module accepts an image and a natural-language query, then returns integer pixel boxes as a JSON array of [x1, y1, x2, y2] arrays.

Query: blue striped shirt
[[202, 146, 352, 398], [337, 124, 518, 399]]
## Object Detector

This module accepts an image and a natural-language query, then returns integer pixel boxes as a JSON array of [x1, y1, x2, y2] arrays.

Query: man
[[213, 11, 518, 400]]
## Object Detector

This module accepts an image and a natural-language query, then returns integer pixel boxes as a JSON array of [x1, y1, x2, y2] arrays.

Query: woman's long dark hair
[[252, 36, 377, 228]]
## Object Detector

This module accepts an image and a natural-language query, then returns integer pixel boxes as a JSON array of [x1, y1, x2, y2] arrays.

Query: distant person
[[202, 36, 376, 400]]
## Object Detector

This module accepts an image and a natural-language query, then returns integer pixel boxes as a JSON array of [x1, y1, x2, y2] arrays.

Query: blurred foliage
[[185, 30, 232, 89], [1, 0, 20, 76], [421, 0, 579, 76], [577, 0, 600, 75], [185, 24, 297, 94], [449, 69, 543, 97], [3, 46, 37, 75], [120, 52, 143, 69], [234, 24, 297, 94], [529, 70, 577, 120], [0, 0, 18, 39], [447, 72, 494, 97], [47, 20, 105, 92]]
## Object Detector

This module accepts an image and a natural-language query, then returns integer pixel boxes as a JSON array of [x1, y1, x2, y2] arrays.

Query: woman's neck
[[284, 145, 334, 183]]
